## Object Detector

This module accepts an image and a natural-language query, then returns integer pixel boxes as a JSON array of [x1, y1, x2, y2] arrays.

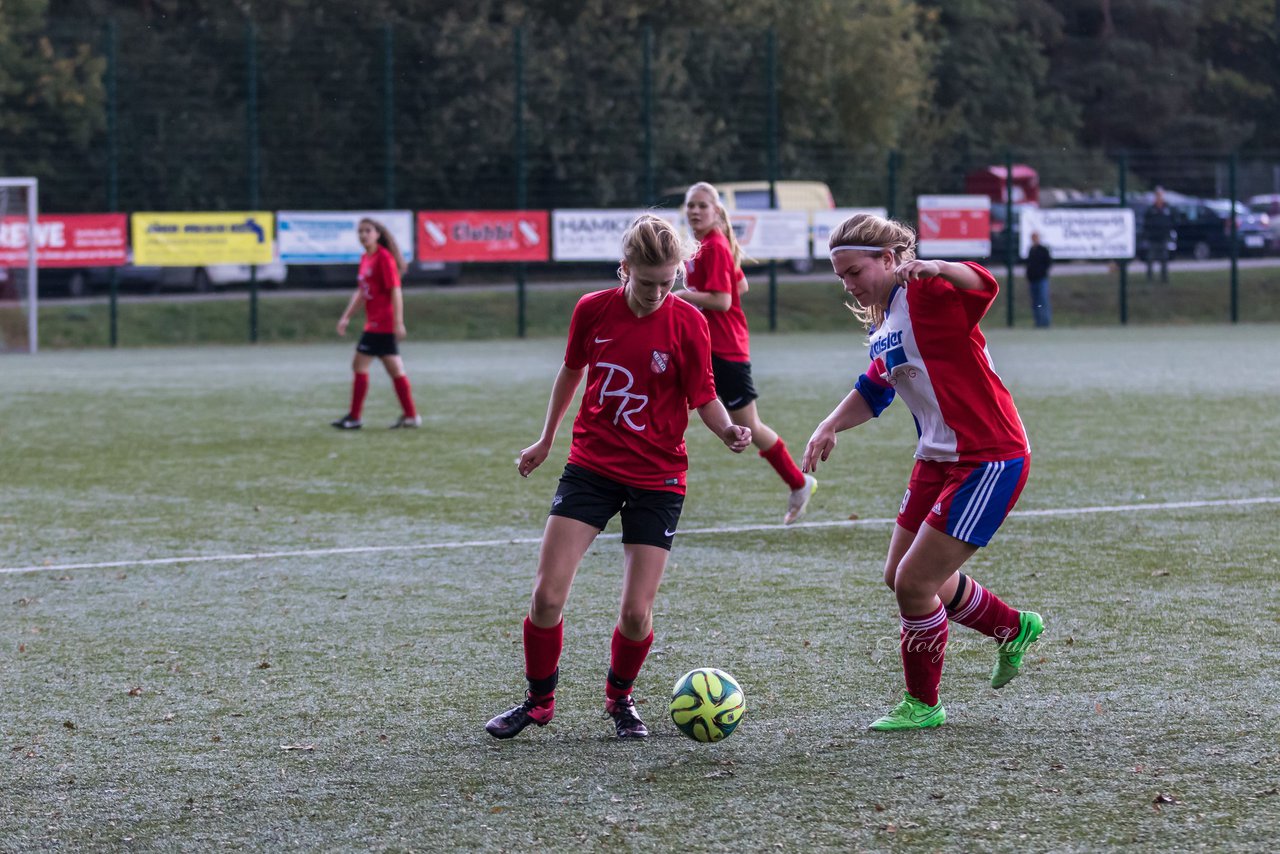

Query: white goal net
[[0, 177, 39, 354]]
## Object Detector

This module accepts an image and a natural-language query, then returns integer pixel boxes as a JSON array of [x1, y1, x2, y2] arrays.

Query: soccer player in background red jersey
[[677, 182, 817, 525], [485, 214, 752, 741], [331, 218, 421, 430], [803, 213, 1044, 731]]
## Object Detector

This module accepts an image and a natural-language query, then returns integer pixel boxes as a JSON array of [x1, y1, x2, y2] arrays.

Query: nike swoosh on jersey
[[594, 337, 613, 344], [663, 528, 677, 537]]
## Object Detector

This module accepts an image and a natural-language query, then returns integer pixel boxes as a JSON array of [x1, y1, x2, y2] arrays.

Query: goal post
[[0, 177, 39, 354]]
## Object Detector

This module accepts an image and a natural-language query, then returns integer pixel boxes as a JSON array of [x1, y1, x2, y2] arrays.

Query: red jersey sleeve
[[913, 263, 999, 328], [681, 310, 718, 410], [564, 294, 593, 370], [694, 237, 734, 295], [376, 248, 401, 289]]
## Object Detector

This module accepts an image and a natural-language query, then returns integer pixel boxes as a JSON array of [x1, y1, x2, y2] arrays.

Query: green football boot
[[867, 693, 946, 731], [991, 611, 1044, 689]]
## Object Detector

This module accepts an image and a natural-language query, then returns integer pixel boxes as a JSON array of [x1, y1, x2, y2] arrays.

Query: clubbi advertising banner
[[810, 208, 889, 259], [1019, 207, 1136, 260], [278, 211, 414, 263], [417, 211, 550, 262], [0, 214, 128, 267], [916, 195, 991, 258], [551, 210, 680, 262], [729, 211, 810, 260], [132, 212, 275, 266]]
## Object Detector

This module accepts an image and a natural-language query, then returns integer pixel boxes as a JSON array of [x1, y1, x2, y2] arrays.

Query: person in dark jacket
[[1026, 231, 1052, 328], [1143, 188, 1175, 283]]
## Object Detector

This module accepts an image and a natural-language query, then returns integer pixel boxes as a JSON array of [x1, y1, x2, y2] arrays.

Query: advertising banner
[[728, 211, 810, 260], [551, 210, 681, 262], [810, 208, 889, 259], [132, 212, 275, 266], [417, 211, 550, 262], [278, 211, 414, 264], [1018, 208, 1136, 259], [0, 214, 128, 267], [916, 195, 991, 258]]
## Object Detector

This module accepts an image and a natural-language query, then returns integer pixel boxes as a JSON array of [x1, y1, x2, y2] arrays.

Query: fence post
[[886, 150, 898, 220], [1229, 151, 1239, 323], [766, 28, 779, 332], [1117, 152, 1128, 325], [1004, 150, 1015, 327], [642, 26, 654, 206], [246, 20, 260, 344], [105, 19, 119, 348], [514, 27, 527, 338], [384, 22, 396, 208]]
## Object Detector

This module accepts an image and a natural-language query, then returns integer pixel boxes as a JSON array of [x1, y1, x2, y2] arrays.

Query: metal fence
[[7, 18, 1280, 347]]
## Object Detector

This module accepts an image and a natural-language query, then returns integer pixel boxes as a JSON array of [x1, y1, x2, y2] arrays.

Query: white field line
[[3, 495, 1278, 577]]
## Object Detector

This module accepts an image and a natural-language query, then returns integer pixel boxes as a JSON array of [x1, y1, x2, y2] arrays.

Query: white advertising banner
[[810, 208, 889, 259], [729, 210, 810, 260], [552, 209, 680, 262], [916, 194, 991, 258], [278, 210, 414, 263], [1018, 208, 1136, 259]]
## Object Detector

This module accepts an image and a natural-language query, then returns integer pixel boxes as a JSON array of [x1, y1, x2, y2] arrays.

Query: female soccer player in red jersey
[[677, 182, 817, 524], [802, 213, 1044, 731], [331, 218, 421, 430], [485, 214, 752, 740]]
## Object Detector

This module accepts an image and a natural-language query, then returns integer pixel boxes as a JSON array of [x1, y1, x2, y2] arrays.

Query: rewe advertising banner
[[278, 211, 414, 264], [1018, 207, 1136, 259], [132, 212, 275, 266], [916, 195, 991, 258], [0, 214, 128, 267], [417, 211, 550, 262]]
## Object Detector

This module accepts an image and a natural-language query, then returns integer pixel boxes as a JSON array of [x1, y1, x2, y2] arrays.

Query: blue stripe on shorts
[[943, 457, 1026, 547]]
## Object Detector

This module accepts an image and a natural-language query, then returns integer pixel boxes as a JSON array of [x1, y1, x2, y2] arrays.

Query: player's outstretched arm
[[802, 388, 875, 473], [517, 363, 586, 478], [894, 259, 984, 291], [696, 398, 752, 453], [676, 288, 732, 312]]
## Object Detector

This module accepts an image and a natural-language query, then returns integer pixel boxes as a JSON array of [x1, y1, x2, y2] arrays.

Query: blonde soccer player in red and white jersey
[[803, 213, 1043, 732], [485, 214, 752, 741], [331, 218, 421, 430], [677, 181, 817, 524]]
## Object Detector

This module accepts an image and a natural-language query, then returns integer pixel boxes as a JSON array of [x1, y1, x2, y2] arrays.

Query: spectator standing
[[1025, 231, 1053, 328], [1143, 188, 1175, 284]]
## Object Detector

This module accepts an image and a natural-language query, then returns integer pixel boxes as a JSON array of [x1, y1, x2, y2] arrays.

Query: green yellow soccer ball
[[669, 668, 746, 742]]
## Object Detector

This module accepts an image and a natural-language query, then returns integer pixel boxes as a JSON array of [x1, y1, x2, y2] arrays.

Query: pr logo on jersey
[[650, 350, 670, 374], [900, 488, 911, 514], [596, 361, 649, 432]]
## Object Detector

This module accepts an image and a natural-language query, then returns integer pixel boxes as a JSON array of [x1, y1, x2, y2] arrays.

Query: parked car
[[47, 254, 289, 297], [1172, 199, 1269, 259], [1246, 194, 1280, 250]]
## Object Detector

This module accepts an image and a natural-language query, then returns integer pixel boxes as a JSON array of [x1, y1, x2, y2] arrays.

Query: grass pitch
[[2, 325, 1279, 850]]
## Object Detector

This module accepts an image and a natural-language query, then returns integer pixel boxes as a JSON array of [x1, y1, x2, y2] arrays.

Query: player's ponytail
[[828, 213, 917, 329], [618, 214, 696, 284], [360, 217, 408, 276]]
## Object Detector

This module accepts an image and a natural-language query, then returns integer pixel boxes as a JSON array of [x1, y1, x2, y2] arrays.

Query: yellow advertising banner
[[131, 212, 275, 266]]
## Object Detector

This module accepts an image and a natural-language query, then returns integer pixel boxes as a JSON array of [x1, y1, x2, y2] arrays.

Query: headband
[[829, 245, 888, 255]]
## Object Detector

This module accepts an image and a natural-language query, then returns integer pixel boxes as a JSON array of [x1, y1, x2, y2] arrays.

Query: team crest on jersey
[[650, 350, 670, 374]]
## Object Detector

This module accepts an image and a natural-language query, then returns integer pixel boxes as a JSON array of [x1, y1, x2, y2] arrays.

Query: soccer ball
[[669, 667, 745, 743]]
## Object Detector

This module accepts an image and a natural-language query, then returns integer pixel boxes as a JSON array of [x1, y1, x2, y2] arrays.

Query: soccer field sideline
[[6, 494, 1277, 577]]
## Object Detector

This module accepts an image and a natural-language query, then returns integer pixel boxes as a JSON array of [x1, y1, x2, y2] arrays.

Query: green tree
[[0, 0, 105, 203]]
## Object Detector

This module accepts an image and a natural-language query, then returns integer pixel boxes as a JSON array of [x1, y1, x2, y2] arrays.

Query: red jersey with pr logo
[[358, 246, 401, 332], [564, 287, 718, 493], [685, 230, 751, 361]]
